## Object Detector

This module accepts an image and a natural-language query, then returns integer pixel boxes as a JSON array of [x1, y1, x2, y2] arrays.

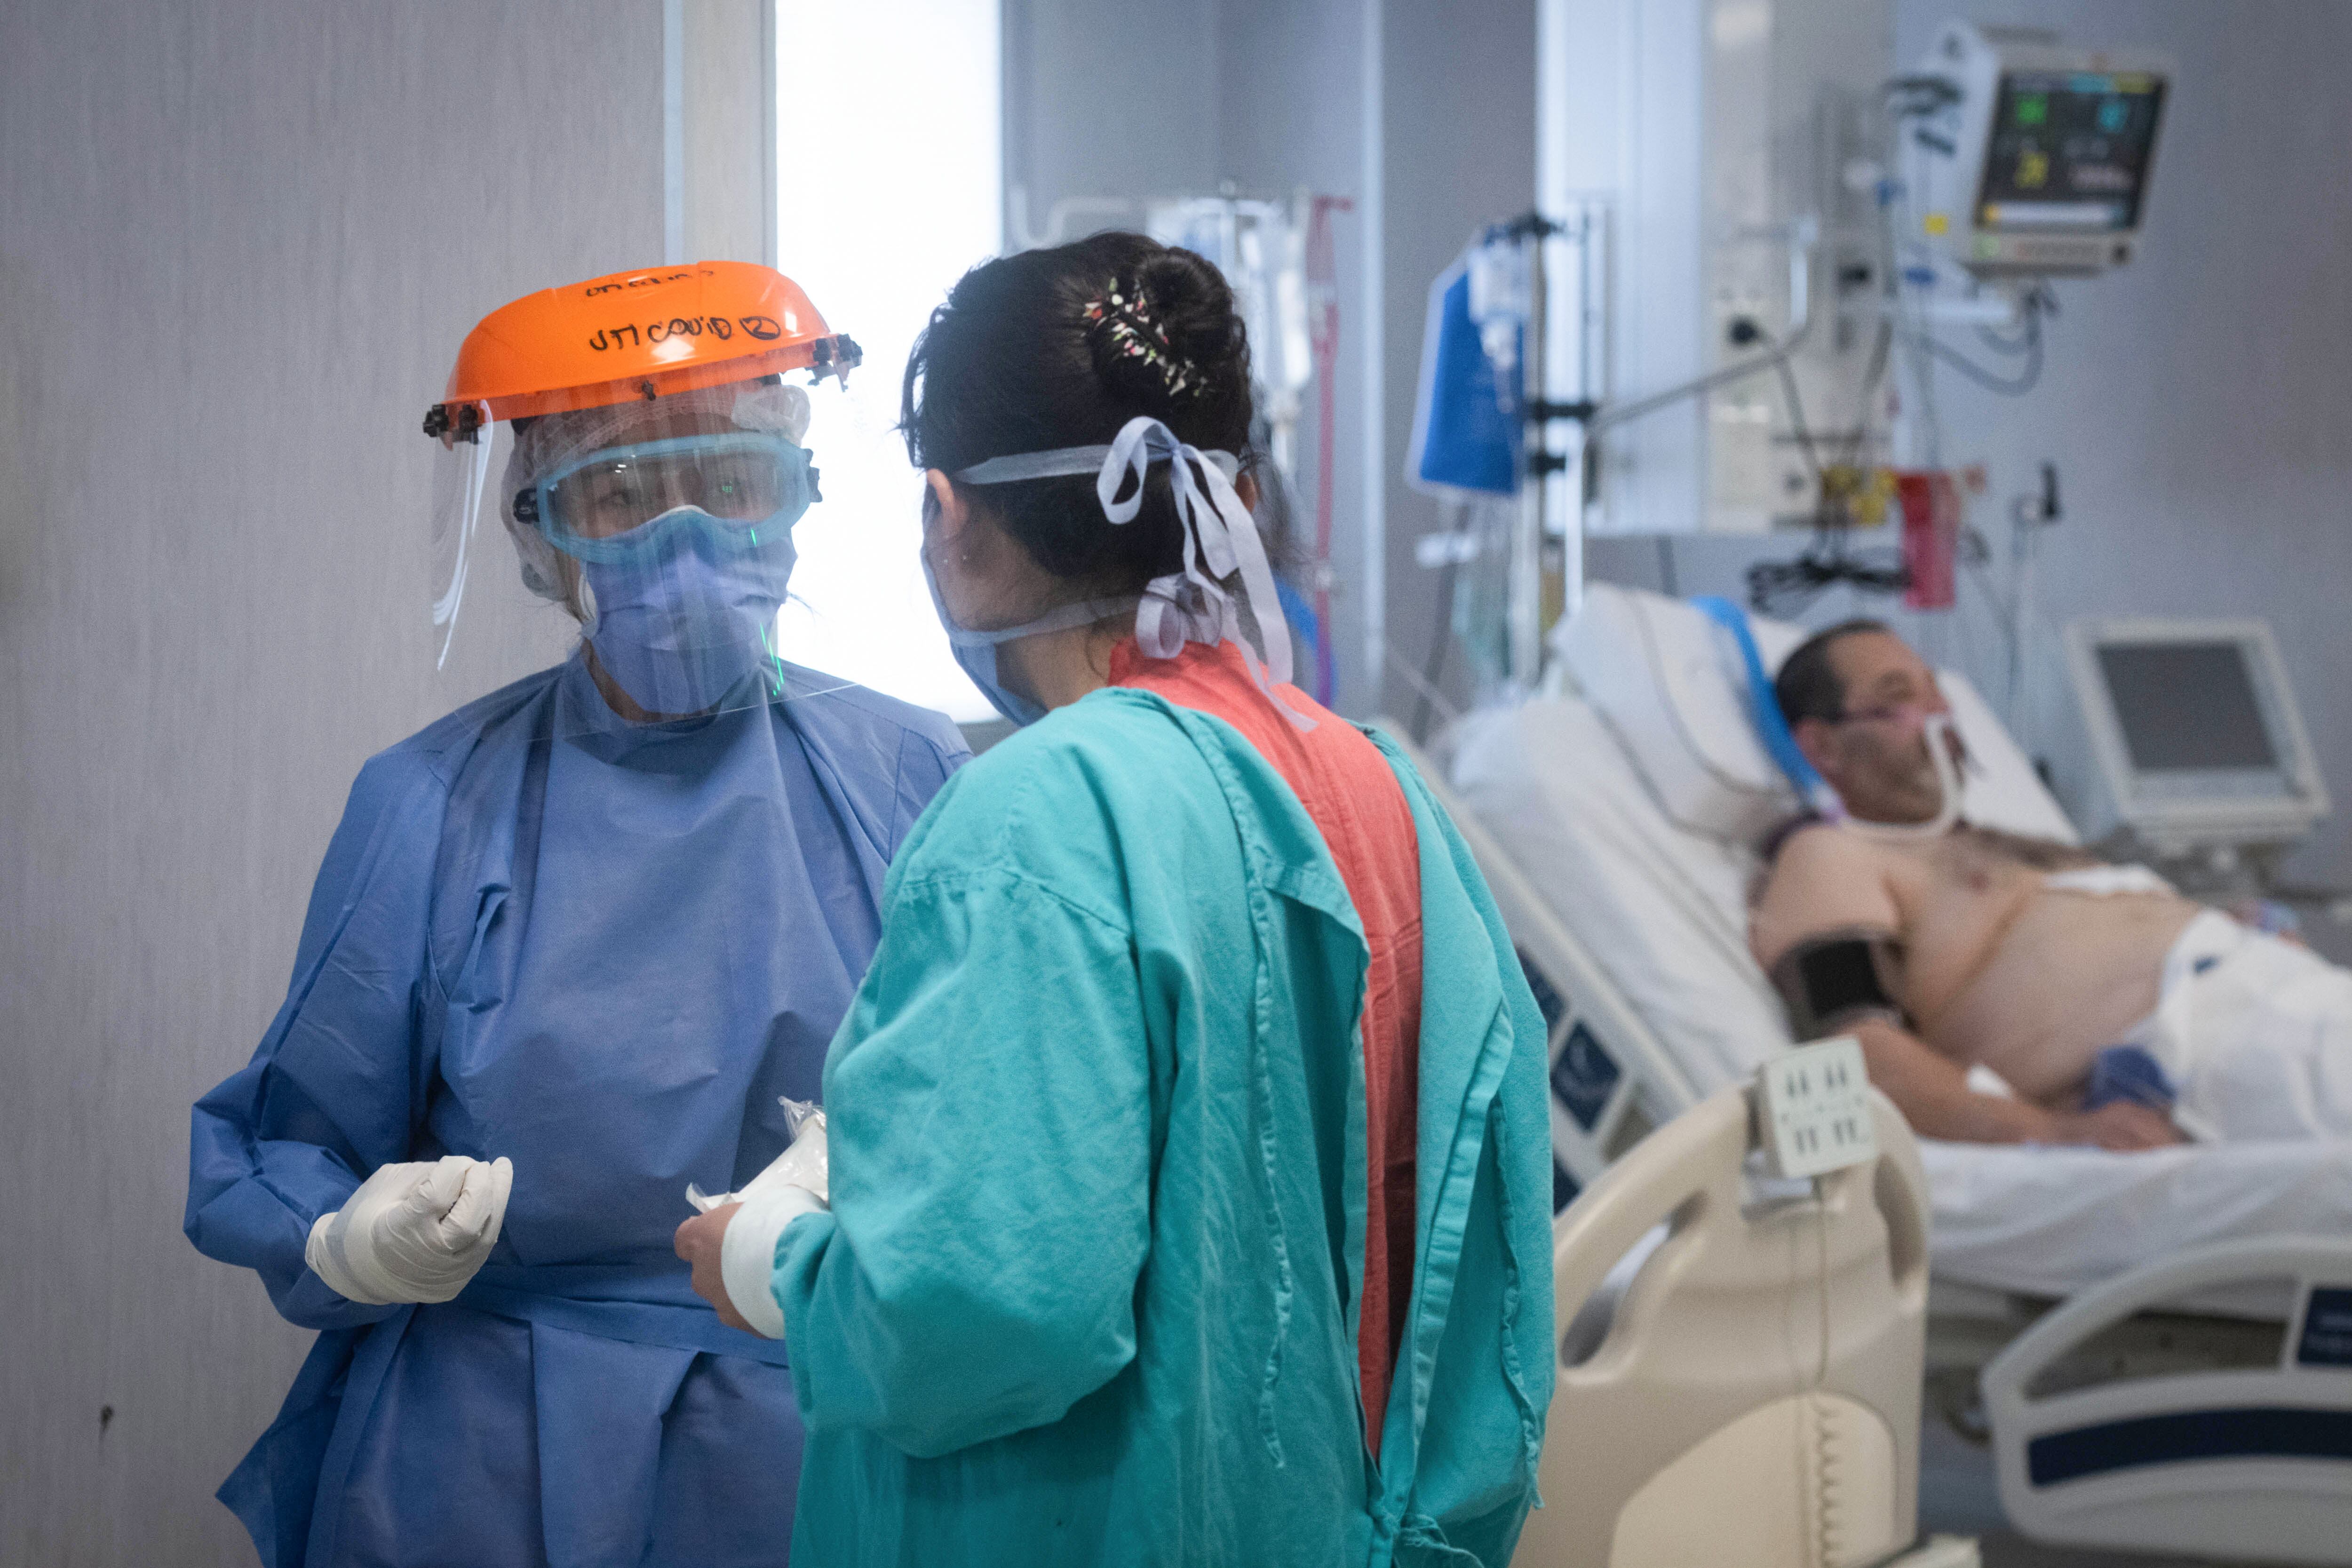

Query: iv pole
[[1496, 211, 1604, 689]]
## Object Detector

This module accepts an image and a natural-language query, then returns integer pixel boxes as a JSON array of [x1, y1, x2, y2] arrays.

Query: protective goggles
[[514, 432, 818, 565]]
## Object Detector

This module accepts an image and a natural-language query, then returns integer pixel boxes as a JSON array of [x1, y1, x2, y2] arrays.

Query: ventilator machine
[[2061, 618, 2331, 886]]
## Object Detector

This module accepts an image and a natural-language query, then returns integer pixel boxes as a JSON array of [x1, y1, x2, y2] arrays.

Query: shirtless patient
[[1750, 620, 2352, 1150]]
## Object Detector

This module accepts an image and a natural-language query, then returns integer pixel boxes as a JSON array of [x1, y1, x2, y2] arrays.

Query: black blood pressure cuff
[[1767, 929, 1909, 1039]]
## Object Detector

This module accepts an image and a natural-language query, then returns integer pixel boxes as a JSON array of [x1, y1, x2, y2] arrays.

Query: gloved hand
[[306, 1155, 514, 1306]]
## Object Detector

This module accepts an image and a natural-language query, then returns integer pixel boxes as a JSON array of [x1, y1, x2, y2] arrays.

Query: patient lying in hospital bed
[[1752, 617, 2352, 1151], [1473, 594, 2352, 1565], [1444, 581, 2352, 1300]]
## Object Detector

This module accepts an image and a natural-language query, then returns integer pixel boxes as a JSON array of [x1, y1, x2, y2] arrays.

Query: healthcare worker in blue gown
[[184, 261, 968, 1568]]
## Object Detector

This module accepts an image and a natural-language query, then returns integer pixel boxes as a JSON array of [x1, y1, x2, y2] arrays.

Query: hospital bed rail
[[1377, 718, 1705, 1190], [1983, 1235, 2352, 1564]]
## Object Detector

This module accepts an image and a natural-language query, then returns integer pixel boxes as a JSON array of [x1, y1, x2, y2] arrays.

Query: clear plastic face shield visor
[[428, 377, 858, 738]]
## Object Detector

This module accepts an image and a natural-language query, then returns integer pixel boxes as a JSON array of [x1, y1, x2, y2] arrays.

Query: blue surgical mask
[[922, 550, 1133, 726], [578, 508, 797, 716], [524, 430, 818, 718]]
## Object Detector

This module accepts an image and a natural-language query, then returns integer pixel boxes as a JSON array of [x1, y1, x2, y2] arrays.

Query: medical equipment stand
[[1486, 209, 1604, 689]]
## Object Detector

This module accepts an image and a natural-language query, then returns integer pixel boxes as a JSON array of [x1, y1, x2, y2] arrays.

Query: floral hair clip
[[1083, 284, 1200, 399]]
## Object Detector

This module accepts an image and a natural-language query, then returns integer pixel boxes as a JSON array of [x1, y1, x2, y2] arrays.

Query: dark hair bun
[[1087, 249, 1251, 417], [901, 232, 1258, 592]]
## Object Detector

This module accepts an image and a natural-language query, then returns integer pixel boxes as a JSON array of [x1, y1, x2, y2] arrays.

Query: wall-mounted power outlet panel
[[1756, 1035, 1878, 1179]]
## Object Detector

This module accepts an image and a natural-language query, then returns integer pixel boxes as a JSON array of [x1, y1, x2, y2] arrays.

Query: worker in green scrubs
[[677, 235, 1553, 1566]]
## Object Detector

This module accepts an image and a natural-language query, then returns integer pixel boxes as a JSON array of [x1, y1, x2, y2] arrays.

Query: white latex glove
[[306, 1155, 514, 1306]]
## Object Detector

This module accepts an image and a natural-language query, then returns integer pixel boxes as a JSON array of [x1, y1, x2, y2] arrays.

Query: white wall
[[1373, 0, 1539, 719], [1589, 0, 2352, 902], [0, 3, 670, 1560]]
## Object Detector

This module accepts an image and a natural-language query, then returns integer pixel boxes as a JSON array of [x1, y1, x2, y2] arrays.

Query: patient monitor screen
[[2098, 642, 2277, 772], [1977, 70, 2166, 231]]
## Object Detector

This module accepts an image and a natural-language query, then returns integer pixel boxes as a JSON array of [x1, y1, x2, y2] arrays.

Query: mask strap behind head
[[954, 415, 1313, 730], [935, 593, 1141, 649]]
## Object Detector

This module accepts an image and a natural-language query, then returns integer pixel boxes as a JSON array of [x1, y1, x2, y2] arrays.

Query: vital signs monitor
[[1909, 22, 2171, 278]]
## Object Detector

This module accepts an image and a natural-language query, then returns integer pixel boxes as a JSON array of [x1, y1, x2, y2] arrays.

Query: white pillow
[[1549, 584, 1802, 844], [1551, 583, 2075, 848]]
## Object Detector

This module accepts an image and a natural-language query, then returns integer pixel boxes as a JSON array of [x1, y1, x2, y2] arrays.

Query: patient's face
[[1806, 631, 1955, 823]]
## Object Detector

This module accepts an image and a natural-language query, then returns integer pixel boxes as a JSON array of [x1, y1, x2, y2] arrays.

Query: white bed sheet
[[1447, 692, 2352, 1301]]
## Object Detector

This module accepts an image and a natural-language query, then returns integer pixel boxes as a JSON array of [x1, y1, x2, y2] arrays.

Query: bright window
[[772, 0, 1000, 720]]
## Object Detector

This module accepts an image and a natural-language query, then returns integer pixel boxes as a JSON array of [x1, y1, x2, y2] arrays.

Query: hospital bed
[[1397, 582, 2352, 1563]]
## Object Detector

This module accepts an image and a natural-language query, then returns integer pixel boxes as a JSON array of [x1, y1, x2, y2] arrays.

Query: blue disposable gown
[[185, 653, 967, 1568], [774, 690, 1555, 1567]]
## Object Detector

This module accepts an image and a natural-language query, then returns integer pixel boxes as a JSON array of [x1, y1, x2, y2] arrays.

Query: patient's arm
[[1846, 1018, 2179, 1149], [1749, 824, 1901, 968], [1752, 827, 2181, 1149], [1755, 937, 2081, 1142]]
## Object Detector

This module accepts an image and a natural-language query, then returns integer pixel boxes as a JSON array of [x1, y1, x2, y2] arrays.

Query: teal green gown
[[773, 688, 1555, 1567]]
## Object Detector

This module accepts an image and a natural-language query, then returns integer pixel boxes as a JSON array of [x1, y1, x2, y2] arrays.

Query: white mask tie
[[953, 416, 1311, 729]]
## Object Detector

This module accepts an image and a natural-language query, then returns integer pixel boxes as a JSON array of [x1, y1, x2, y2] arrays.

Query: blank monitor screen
[[2098, 642, 2277, 772]]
